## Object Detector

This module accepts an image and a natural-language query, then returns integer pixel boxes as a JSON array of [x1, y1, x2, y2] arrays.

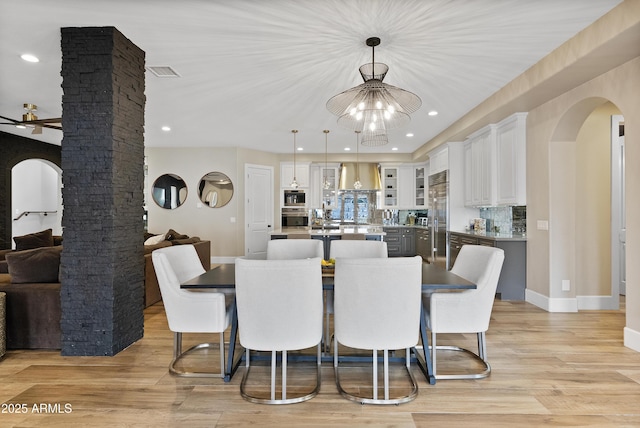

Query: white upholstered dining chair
[[333, 256, 422, 405], [152, 245, 232, 378], [235, 257, 324, 404], [325, 239, 388, 350], [425, 244, 504, 380], [266, 238, 323, 260]]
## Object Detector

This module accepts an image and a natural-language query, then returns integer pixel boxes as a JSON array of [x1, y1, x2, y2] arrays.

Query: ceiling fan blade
[[26, 117, 62, 125], [39, 123, 63, 131], [0, 115, 19, 124], [0, 114, 62, 131]]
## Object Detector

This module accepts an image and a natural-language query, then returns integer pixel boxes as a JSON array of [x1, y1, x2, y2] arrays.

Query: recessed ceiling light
[[428, 110, 438, 116], [344, 147, 351, 151], [21, 54, 39, 63], [16, 125, 27, 129], [161, 126, 171, 131], [297, 147, 303, 151], [391, 147, 398, 151], [406, 133, 414, 137]]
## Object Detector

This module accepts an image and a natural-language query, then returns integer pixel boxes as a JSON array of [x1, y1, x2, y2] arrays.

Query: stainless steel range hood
[[338, 163, 382, 190]]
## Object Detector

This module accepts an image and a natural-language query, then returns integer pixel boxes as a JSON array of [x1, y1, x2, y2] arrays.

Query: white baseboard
[[577, 295, 619, 310], [624, 327, 640, 352], [525, 289, 578, 312]]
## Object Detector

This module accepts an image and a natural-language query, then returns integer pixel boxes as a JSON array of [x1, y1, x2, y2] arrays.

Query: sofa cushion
[[13, 228, 54, 251], [165, 228, 189, 241], [5, 246, 62, 284], [144, 234, 166, 246], [143, 240, 172, 254]]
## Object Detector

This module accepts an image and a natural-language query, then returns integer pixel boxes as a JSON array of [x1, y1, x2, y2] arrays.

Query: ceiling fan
[[0, 103, 62, 134]]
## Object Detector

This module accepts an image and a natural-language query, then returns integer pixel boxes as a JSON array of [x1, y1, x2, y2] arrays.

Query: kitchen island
[[449, 230, 527, 300], [270, 226, 385, 259]]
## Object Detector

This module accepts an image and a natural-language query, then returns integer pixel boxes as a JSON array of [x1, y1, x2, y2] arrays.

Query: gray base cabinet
[[384, 227, 415, 257], [449, 232, 527, 300], [416, 228, 430, 261]]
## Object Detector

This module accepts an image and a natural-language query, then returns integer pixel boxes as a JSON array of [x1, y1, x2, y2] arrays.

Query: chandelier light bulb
[[326, 36, 421, 146]]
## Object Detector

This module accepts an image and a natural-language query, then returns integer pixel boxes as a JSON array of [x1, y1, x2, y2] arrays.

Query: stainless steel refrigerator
[[428, 170, 449, 269]]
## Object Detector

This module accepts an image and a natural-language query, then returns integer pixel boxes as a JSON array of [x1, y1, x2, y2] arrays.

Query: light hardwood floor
[[1, 298, 639, 427]]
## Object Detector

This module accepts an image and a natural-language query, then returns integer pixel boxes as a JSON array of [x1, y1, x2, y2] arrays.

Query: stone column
[[60, 27, 145, 356]]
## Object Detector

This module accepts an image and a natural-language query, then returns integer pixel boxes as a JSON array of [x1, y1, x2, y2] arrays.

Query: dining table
[[181, 261, 476, 385]]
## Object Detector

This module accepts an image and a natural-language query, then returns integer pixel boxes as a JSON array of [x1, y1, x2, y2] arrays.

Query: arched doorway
[[549, 98, 623, 311], [11, 158, 63, 245]]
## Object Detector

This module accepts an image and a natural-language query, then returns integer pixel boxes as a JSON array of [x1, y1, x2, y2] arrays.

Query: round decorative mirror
[[198, 171, 234, 208], [151, 173, 188, 209]]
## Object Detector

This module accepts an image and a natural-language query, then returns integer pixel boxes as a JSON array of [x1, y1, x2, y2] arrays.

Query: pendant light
[[322, 130, 331, 190], [290, 129, 299, 189], [326, 37, 421, 146], [353, 130, 362, 190]]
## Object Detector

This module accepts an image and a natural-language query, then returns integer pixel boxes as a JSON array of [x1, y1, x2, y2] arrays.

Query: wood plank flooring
[[1, 298, 640, 427]]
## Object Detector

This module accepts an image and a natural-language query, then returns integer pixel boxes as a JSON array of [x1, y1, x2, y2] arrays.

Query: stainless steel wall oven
[[281, 208, 309, 228]]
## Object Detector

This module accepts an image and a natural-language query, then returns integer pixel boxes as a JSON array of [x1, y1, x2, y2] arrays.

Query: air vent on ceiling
[[146, 66, 181, 78]]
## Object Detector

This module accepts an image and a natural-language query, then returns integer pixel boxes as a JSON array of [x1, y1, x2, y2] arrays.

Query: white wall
[[145, 147, 243, 257], [11, 159, 62, 245]]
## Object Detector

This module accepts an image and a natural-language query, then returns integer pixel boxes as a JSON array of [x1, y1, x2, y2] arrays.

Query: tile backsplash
[[480, 206, 526, 233]]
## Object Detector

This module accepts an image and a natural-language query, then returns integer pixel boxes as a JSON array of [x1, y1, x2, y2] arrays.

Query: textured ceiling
[[0, 0, 622, 154]]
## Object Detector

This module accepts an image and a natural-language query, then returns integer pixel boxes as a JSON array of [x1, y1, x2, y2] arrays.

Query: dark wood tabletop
[[181, 262, 475, 291]]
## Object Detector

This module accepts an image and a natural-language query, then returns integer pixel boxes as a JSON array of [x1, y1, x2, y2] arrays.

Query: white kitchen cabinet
[[463, 141, 474, 207], [463, 113, 526, 207], [309, 164, 339, 209], [280, 162, 310, 189], [495, 112, 527, 205], [398, 165, 415, 209], [464, 124, 495, 207], [413, 164, 427, 209], [381, 164, 427, 209], [429, 146, 448, 175], [380, 166, 399, 208]]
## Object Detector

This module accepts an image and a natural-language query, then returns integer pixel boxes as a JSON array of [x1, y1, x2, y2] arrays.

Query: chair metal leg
[[430, 331, 491, 380], [372, 349, 378, 401], [240, 344, 322, 405], [334, 345, 418, 405], [169, 332, 227, 378]]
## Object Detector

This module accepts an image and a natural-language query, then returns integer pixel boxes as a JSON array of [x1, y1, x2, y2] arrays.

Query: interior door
[[611, 115, 625, 297], [245, 164, 273, 259]]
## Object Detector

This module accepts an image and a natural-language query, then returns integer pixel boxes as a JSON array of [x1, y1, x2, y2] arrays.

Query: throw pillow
[[6, 246, 62, 284], [13, 228, 54, 251], [144, 234, 166, 246], [165, 229, 188, 241]]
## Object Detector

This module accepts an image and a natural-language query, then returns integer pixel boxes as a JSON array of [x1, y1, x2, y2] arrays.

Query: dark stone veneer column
[[60, 27, 145, 356]]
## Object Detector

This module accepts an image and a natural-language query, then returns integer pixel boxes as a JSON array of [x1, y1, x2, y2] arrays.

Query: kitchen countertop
[[448, 229, 527, 241], [273, 225, 526, 240], [272, 225, 386, 236]]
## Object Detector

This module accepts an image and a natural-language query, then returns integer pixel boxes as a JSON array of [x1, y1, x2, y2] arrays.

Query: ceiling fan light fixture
[[20, 54, 39, 63], [326, 37, 421, 146]]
